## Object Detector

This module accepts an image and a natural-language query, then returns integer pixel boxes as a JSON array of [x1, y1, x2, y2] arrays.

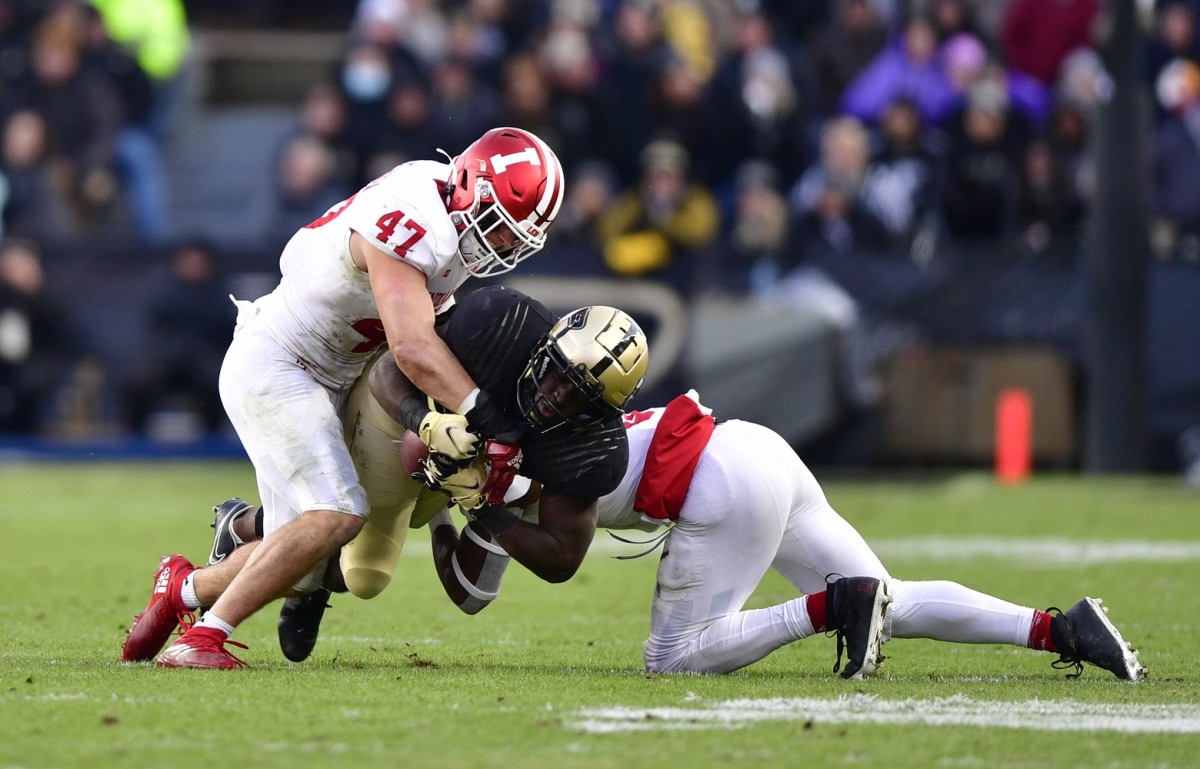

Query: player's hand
[[465, 389, 525, 444], [418, 411, 481, 463], [417, 453, 488, 504], [454, 440, 524, 511]]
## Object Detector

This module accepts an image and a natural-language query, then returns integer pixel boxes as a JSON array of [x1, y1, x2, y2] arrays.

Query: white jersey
[[240, 159, 471, 388], [595, 405, 662, 530]]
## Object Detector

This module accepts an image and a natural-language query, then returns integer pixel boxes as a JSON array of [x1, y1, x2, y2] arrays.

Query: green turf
[[1, 462, 1197, 768]]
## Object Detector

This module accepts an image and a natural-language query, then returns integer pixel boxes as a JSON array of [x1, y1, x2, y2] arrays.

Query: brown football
[[399, 429, 430, 476]]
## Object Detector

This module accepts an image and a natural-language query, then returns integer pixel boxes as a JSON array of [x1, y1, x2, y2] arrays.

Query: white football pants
[[219, 328, 370, 592], [642, 420, 1037, 673]]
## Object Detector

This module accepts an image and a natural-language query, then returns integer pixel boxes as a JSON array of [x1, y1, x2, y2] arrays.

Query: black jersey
[[441, 286, 628, 499]]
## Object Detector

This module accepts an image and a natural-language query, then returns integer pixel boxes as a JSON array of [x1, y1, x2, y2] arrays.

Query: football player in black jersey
[[205, 286, 650, 661]]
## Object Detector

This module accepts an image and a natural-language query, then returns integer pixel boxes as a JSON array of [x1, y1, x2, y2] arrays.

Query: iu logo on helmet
[[489, 147, 541, 173]]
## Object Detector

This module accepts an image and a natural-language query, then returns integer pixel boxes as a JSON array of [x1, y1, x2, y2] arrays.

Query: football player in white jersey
[[122, 127, 566, 668], [427, 391, 1147, 682]]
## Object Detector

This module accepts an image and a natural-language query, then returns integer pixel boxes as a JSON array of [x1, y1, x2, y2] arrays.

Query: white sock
[[180, 573, 201, 610], [196, 613, 236, 638]]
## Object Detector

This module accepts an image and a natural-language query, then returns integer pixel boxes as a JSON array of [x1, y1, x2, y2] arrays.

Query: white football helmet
[[444, 127, 565, 277], [518, 306, 649, 432]]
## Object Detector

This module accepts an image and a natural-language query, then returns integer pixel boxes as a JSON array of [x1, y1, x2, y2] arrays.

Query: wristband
[[471, 503, 519, 538], [397, 395, 432, 433], [456, 387, 481, 416]]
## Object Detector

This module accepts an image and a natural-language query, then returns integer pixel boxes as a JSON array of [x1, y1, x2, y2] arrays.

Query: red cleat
[[121, 554, 197, 662], [156, 627, 249, 669]]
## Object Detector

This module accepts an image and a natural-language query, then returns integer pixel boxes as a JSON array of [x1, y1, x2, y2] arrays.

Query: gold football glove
[[418, 410, 480, 462], [419, 453, 489, 509]]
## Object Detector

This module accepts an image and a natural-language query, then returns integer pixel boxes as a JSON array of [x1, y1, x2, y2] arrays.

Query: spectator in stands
[[839, 15, 959, 128], [536, 4, 609, 176], [118, 239, 233, 436], [1045, 99, 1096, 214], [5, 13, 124, 239], [591, 0, 673, 184], [0, 109, 78, 244], [543, 159, 617, 277], [917, 0, 1009, 44], [789, 115, 899, 251], [805, 0, 891, 118], [0, 238, 79, 434], [262, 134, 352, 254], [1049, 47, 1105, 207], [339, 41, 397, 160], [1015, 137, 1086, 265], [999, 0, 1099, 87], [791, 167, 893, 259], [1151, 58, 1200, 259], [356, 72, 441, 181], [88, 0, 190, 136], [352, 0, 449, 69], [645, 53, 734, 186], [936, 80, 1026, 248], [868, 97, 938, 249], [0, 0, 34, 101], [707, 7, 812, 191], [499, 52, 566, 164], [941, 32, 1052, 129], [1055, 45, 1111, 118], [922, 0, 985, 44], [718, 158, 792, 295], [81, 3, 171, 244], [1145, 2, 1200, 119], [291, 82, 357, 191], [443, 0, 515, 81], [598, 137, 721, 297], [428, 56, 504, 166]]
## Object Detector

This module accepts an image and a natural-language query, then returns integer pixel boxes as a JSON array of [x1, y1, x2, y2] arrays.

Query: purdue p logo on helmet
[[518, 306, 649, 432]]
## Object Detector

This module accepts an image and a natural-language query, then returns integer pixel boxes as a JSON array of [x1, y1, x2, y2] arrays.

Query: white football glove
[[418, 410, 480, 463]]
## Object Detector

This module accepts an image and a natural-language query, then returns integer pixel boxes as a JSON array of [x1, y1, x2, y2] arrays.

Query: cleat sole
[[1083, 597, 1147, 682]]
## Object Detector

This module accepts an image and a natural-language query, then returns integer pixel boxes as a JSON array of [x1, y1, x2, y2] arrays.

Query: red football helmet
[[444, 127, 565, 277]]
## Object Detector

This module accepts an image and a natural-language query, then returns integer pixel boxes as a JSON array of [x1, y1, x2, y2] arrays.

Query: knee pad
[[340, 515, 406, 599]]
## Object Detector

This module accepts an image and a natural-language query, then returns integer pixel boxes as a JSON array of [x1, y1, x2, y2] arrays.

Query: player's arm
[[471, 488, 597, 584], [353, 231, 476, 413], [427, 481, 543, 613]]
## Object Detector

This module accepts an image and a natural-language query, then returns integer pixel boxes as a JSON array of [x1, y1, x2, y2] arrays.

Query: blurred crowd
[[1, 0, 1198, 472]]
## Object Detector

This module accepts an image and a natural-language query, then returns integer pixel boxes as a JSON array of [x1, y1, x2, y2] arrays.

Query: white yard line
[[868, 537, 1200, 565], [571, 694, 1200, 734]]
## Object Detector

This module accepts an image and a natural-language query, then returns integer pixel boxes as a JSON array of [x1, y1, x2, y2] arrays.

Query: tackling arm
[[354, 231, 477, 414]]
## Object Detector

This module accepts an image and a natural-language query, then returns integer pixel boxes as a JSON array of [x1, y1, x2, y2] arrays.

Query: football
[[399, 429, 430, 476]]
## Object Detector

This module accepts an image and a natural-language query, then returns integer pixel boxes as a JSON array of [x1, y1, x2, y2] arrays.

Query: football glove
[[418, 410, 481, 463], [452, 440, 524, 511], [417, 453, 488, 500]]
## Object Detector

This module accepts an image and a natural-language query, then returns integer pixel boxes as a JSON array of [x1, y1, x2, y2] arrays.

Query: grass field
[[2, 461, 1198, 769]]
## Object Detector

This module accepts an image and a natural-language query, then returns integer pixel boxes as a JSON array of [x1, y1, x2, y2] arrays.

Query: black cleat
[[208, 498, 253, 566], [826, 576, 891, 680], [278, 588, 332, 662], [1049, 597, 1147, 681]]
